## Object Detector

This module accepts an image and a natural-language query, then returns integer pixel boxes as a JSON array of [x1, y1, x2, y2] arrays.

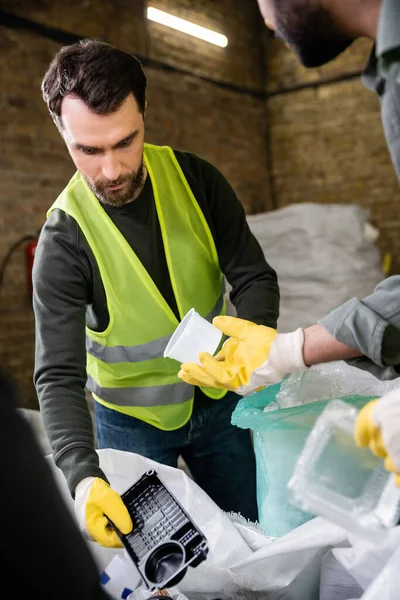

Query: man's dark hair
[[41, 38, 147, 129]]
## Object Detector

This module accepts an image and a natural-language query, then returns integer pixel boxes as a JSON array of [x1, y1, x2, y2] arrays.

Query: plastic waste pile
[[232, 360, 400, 537]]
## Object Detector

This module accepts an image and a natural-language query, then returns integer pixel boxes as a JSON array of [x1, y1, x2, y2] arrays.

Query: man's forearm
[[37, 383, 105, 495], [302, 324, 363, 366]]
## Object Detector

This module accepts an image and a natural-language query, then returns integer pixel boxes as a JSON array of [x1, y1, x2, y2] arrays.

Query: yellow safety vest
[[47, 143, 226, 430]]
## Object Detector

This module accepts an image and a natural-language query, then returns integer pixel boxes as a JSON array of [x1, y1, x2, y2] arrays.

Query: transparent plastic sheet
[[272, 370, 342, 410], [273, 361, 400, 411], [231, 361, 400, 538], [317, 526, 400, 599]]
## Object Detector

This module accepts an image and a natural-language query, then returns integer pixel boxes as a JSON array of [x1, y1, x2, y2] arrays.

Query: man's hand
[[74, 477, 133, 547], [178, 315, 306, 396], [355, 389, 400, 486]]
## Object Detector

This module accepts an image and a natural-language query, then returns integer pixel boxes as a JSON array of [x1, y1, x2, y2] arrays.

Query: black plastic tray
[[113, 469, 209, 592]]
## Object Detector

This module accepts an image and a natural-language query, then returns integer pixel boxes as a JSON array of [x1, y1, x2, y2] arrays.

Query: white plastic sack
[[46, 449, 347, 599], [316, 527, 400, 599], [333, 527, 400, 592], [361, 543, 400, 599], [319, 551, 363, 600], [241, 203, 385, 332]]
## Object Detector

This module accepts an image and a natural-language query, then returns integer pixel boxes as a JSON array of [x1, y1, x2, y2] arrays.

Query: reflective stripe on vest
[[86, 293, 224, 364], [86, 375, 193, 407]]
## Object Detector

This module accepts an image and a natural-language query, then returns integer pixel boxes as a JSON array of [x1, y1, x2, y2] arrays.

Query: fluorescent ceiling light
[[147, 7, 228, 48]]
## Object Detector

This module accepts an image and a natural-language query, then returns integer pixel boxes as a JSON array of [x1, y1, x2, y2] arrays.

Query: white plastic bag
[[333, 527, 400, 591], [245, 203, 384, 333], [360, 543, 400, 599], [319, 551, 363, 600], [47, 449, 347, 599], [318, 526, 400, 599]]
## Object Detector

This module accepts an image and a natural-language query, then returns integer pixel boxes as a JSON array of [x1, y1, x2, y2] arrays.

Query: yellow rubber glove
[[74, 477, 133, 547], [355, 394, 400, 487], [178, 316, 306, 396]]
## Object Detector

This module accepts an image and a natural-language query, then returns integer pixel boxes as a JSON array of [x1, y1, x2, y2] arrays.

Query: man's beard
[[273, 0, 355, 68], [85, 160, 146, 207]]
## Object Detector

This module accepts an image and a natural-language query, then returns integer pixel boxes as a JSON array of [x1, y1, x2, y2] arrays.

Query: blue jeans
[[95, 392, 258, 522]]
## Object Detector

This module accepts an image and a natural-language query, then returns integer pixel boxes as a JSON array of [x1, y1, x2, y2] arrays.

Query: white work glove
[[263, 329, 307, 379], [179, 316, 307, 396], [237, 328, 307, 395], [74, 476, 133, 547], [355, 388, 400, 485]]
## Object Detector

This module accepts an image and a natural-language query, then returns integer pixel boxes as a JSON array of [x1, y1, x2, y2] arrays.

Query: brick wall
[[0, 0, 270, 406], [264, 34, 400, 272]]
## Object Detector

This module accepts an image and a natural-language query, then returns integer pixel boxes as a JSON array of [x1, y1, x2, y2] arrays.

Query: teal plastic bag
[[232, 384, 376, 537]]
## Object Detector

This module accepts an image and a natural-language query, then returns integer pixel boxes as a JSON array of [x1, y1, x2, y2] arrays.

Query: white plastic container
[[163, 308, 223, 365], [288, 399, 400, 540]]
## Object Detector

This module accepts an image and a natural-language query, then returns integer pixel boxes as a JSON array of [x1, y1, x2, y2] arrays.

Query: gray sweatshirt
[[319, 0, 400, 379]]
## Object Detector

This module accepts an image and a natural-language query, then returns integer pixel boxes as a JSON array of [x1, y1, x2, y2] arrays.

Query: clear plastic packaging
[[273, 361, 400, 411], [288, 400, 400, 540], [274, 369, 342, 410], [232, 383, 376, 536]]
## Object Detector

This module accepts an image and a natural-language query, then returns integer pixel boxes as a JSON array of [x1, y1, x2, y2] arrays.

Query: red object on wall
[[26, 239, 38, 295]]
